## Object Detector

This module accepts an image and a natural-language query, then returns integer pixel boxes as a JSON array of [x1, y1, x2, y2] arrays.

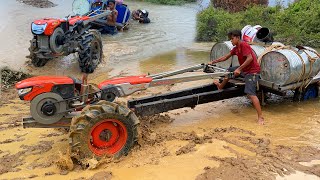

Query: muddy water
[[0, 0, 197, 79], [1, 1, 320, 180]]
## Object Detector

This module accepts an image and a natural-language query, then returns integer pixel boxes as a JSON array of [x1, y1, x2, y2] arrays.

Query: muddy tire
[[28, 38, 49, 67], [69, 100, 139, 168], [78, 30, 103, 73], [31, 57, 49, 67]]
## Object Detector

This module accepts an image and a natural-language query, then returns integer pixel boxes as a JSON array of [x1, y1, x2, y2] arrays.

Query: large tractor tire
[[49, 27, 64, 54], [31, 56, 49, 67], [28, 38, 49, 67], [78, 30, 103, 74], [69, 101, 139, 168]]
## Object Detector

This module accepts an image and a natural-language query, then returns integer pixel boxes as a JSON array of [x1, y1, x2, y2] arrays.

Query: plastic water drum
[[116, 4, 130, 25], [241, 25, 262, 42]]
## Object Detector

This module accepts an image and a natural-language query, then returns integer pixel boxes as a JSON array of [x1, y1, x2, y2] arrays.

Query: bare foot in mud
[[258, 117, 264, 125], [213, 80, 221, 90]]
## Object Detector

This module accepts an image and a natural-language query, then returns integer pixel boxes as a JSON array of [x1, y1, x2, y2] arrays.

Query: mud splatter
[[28, 175, 38, 178], [55, 151, 74, 171], [39, 131, 65, 138], [20, 140, 53, 155], [16, 0, 57, 8], [27, 157, 54, 170], [0, 138, 25, 144], [44, 171, 56, 176], [0, 67, 30, 89], [89, 171, 112, 180], [0, 152, 24, 175], [176, 142, 196, 155], [0, 116, 22, 131], [196, 128, 320, 180]]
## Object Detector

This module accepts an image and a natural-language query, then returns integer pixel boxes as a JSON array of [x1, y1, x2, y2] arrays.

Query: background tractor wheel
[[49, 27, 65, 54], [28, 38, 50, 67], [69, 100, 139, 168], [78, 30, 103, 73], [31, 56, 49, 67]]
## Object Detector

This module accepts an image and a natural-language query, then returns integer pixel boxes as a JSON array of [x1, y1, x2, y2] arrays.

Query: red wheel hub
[[89, 119, 128, 156]]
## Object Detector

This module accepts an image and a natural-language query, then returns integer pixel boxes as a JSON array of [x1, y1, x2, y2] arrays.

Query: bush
[[196, 7, 242, 42], [213, 0, 268, 13], [273, 0, 320, 46], [196, 0, 320, 47], [137, 0, 196, 5]]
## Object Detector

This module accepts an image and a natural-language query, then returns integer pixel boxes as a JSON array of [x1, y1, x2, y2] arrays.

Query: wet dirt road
[[0, 0, 197, 78], [1, 1, 320, 180], [1, 79, 320, 180]]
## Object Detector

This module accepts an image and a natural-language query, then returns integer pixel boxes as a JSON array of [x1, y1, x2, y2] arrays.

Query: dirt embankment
[[1, 67, 31, 89], [138, 118, 320, 180], [196, 128, 320, 179], [16, 0, 57, 8]]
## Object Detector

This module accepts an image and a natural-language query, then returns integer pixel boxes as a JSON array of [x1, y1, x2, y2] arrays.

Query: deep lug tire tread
[[69, 100, 139, 167]]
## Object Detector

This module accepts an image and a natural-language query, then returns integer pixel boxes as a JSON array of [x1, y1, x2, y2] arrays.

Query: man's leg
[[248, 95, 264, 125], [213, 66, 239, 90], [213, 77, 229, 90], [245, 74, 264, 125]]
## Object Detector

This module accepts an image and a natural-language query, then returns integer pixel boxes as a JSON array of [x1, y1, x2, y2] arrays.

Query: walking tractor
[[16, 46, 320, 166]]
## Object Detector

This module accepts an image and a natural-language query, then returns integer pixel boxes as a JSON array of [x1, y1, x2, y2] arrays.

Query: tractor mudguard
[[15, 76, 75, 101], [33, 18, 65, 36], [98, 75, 153, 89]]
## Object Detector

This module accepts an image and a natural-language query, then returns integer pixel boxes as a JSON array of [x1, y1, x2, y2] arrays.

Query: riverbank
[[135, 0, 196, 5]]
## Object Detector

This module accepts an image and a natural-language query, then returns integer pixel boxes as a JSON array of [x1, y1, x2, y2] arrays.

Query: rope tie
[[299, 48, 318, 92]]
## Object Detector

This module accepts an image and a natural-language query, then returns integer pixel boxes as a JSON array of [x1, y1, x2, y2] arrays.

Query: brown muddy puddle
[[1, 63, 320, 180], [1, 1, 320, 179], [1, 43, 320, 180]]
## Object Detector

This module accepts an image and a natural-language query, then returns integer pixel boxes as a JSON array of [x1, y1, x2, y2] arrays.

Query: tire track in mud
[[137, 116, 320, 179], [195, 128, 320, 180], [0, 88, 320, 179]]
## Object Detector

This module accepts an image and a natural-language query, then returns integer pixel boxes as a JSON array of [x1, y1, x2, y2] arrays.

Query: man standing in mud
[[102, 0, 118, 35], [209, 30, 264, 125]]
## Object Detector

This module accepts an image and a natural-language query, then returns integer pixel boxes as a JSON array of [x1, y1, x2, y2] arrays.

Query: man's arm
[[112, 11, 118, 24], [209, 52, 232, 64]]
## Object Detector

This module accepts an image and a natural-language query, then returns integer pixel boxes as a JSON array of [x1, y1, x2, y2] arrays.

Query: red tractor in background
[[28, 0, 111, 73], [28, 0, 132, 73]]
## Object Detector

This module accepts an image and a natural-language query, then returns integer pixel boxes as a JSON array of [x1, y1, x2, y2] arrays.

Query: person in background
[[101, 0, 118, 35], [209, 30, 264, 125], [132, 9, 150, 24]]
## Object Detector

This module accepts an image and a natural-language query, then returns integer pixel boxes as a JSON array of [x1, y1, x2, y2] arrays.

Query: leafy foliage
[[196, 0, 320, 47]]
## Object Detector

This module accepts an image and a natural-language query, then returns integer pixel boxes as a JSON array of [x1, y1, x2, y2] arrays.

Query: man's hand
[[234, 68, 241, 76], [208, 60, 215, 65]]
